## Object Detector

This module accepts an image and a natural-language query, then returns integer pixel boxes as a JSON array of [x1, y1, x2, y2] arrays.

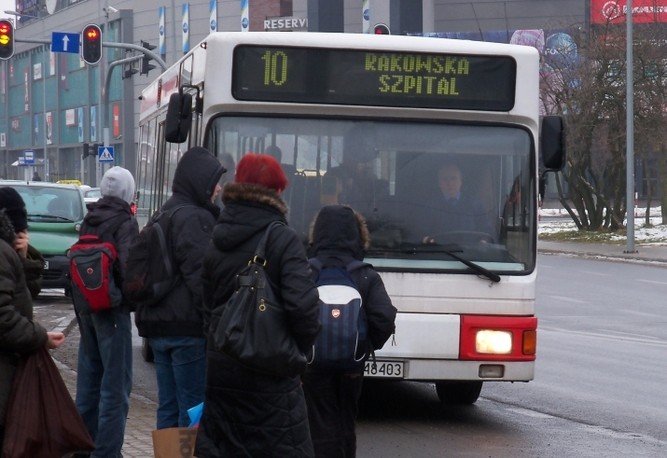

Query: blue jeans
[[76, 308, 132, 458], [149, 336, 206, 429]]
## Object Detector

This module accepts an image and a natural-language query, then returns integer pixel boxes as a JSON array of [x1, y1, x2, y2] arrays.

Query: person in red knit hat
[[196, 153, 320, 457], [234, 152, 288, 192]]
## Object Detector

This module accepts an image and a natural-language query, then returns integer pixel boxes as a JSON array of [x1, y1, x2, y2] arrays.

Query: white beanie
[[100, 166, 135, 204]]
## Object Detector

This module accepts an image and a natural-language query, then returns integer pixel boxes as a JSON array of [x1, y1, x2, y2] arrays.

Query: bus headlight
[[475, 330, 512, 354]]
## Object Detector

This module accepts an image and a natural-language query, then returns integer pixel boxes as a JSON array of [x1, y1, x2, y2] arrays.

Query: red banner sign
[[112, 103, 121, 138], [591, 0, 667, 24]]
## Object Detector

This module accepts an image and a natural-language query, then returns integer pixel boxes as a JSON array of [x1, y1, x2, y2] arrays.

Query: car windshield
[[206, 117, 536, 274], [12, 185, 84, 222]]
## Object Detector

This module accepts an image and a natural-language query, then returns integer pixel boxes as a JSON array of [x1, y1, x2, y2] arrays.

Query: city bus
[[136, 32, 564, 404]]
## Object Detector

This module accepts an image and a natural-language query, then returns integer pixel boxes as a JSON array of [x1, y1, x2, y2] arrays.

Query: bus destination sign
[[232, 45, 516, 111]]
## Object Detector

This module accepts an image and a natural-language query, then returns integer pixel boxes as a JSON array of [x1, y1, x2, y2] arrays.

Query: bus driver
[[422, 162, 494, 244]]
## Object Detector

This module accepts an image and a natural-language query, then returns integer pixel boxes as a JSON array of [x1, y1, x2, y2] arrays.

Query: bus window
[[206, 116, 534, 272]]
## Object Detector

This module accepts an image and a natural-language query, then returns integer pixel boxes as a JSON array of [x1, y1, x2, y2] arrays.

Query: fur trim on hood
[[0, 209, 17, 245], [222, 182, 287, 216]]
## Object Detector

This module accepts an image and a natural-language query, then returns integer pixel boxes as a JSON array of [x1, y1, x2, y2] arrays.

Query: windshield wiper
[[422, 246, 501, 283], [371, 244, 501, 283], [28, 214, 75, 222]]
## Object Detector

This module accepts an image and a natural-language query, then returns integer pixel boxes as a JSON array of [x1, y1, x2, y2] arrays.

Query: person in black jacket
[[0, 188, 65, 451], [134, 147, 225, 429], [304, 204, 397, 458], [74, 166, 139, 457], [195, 153, 320, 457]]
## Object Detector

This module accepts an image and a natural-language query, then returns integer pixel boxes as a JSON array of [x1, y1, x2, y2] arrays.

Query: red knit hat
[[235, 153, 288, 192]]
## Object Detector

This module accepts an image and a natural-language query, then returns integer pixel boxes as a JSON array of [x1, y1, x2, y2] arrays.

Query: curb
[[538, 248, 667, 267]]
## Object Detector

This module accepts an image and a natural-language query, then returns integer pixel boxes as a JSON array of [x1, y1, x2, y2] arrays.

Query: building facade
[[5, 0, 657, 185]]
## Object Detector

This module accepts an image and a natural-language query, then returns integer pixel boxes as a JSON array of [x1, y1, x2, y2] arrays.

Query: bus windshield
[[206, 116, 535, 274]]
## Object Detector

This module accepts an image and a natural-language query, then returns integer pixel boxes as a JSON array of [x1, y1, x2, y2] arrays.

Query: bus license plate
[[364, 361, 404, 378]]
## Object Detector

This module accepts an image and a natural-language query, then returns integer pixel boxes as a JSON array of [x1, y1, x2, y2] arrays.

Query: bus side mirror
[[165, 92, 193, 143], [540, 116, 565, 171]]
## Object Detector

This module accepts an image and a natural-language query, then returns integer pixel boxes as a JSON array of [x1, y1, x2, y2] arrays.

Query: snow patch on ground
[[539, 207, 667, 244]]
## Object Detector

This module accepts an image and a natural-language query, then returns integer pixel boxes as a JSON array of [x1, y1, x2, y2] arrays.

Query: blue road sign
[[24, 150, 35, 165], [98, 145, 115, 163], [51, 32, 80, 53]]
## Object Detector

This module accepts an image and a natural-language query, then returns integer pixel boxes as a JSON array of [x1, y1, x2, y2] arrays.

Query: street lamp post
[[625, 0, 636, 253]]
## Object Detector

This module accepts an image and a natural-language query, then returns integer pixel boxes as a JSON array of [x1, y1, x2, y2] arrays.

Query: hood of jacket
[[309, 205, 369, 261], [212, 182, 287, 251], [83, 195, 131, 230], [172, 147, 226, 206], [100, 166, 135, 204], [0, 210, 16, 245]]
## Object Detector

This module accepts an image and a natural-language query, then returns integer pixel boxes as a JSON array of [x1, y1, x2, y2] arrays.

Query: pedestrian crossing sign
[[98, 145, 115, 163]]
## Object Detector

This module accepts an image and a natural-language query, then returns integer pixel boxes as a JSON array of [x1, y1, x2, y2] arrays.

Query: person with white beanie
[[74, 166, 139, 457]]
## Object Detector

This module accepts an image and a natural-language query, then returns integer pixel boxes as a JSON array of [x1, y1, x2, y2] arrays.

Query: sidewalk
[[538, 239, 667, 265], [55, 357, 158, 458], [52, 239, 667, 457]]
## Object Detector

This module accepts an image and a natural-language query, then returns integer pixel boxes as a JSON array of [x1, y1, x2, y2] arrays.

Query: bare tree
[[540, 22, 666, 231]]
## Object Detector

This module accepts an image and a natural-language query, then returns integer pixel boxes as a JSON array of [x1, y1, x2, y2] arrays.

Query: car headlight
[[475, 330, 512, 354], [75, 223, 81, 232]]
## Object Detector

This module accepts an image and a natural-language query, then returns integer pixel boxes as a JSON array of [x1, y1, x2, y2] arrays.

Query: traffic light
[[373, 23, 390, 35], [82, 142, 100, 159], [0, 20, 14, 60], [81, 24, 102, 65], [123, 62, 138, 79], [140, 41, 157, 75]]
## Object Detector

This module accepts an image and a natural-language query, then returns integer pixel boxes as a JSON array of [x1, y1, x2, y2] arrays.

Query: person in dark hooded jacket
[[303, 204, 396, 458], [0, 187, 65, 451], [74, 166, 139, 458], [135, 147, 225, 429], [195, 153, 320, 457]]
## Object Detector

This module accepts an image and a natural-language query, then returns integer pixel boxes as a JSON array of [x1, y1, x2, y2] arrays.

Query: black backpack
[[123, 204, 192, 306], [307, 258, 370, 372]]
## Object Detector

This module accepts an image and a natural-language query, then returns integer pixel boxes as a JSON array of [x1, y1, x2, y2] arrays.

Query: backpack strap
[[308, 257, 323, 272], [252, 221, 285, 266], [151, 203, 194, 224], [152, 204, 197, 274], [166, 203, 195, 218]]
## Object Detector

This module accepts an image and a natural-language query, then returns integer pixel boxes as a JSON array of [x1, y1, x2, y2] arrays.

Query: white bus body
[[138, 32, 558, 404]]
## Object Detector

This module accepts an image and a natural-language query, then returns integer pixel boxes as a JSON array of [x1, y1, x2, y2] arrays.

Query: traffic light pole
[[102, 54, 143, 149], [94, 54, 143, 183], [103, 42, 167, 71], [16, 38, 51, 45], [99, 41, 167, 157], [16, 39, 168, 71]]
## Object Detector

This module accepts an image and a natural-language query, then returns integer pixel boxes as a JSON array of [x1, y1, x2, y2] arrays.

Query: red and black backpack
[[68, 232, 123, 314]]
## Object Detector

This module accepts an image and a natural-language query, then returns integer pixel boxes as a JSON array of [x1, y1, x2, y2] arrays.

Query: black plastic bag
[[2, 347, 95, 458]]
